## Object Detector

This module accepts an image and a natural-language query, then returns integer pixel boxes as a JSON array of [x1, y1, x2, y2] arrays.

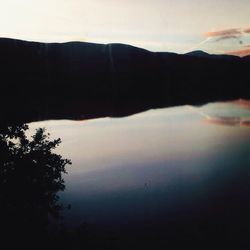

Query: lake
[[27, 100, 250, 249]]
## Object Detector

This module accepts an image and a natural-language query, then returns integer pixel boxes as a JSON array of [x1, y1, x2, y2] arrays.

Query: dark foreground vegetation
[[0, 124, 72, 249]]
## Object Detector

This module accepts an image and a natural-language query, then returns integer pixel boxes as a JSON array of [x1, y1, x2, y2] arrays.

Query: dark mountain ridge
[[0, 37, 249, 125]]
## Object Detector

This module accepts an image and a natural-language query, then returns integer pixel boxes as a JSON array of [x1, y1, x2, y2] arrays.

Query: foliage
[[0, 124, 72, 238]]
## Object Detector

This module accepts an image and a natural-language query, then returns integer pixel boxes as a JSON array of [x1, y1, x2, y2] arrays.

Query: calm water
[[28, 101, 250, 246]]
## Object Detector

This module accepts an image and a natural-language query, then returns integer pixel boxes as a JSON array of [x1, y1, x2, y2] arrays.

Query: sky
[[0, 0, 250, 55]]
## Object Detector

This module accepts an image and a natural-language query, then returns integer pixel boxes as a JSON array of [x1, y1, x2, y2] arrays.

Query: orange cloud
[[204, 115, 250, 128], [215, 35, 241, 42], [241, 121, 250, 127], [243, 27, 250, 33], [205, 116, 241, 126], [227, 49, 250, 57], [231, 99, 250, 109], [205, 28, 242, 38]]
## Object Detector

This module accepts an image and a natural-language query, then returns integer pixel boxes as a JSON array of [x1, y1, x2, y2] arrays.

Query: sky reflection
[[28, 102, 250, 228]]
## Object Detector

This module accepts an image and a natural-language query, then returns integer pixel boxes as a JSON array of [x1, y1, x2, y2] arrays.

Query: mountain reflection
[[0, 124, 71, 248]]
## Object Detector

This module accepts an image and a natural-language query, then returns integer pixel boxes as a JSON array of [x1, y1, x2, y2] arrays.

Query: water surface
[[28, 102, 250, 248]]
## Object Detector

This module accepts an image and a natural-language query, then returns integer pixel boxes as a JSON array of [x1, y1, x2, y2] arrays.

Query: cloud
[[203, 26, 250, 46], [227, 48, 250, 57], [241, 121, 250, 127], [243, 27, 250, 33], [205, 116, 241, 126], [205, 26, 250, 38], [189, 104, 250, 128], [203, 28, 244, 45], [215, 35, 241, 42], [204, 115, 250, 128], [231, 99, 250, 109], [205, 28, 242, 38]]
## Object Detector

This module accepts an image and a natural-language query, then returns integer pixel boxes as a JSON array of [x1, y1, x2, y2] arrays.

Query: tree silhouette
[[0, 124, 71, 247]]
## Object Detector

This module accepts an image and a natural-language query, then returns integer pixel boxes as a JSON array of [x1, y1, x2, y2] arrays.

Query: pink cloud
[[215, 35, 240, 42], [241, 121, 250, 127], [230, 99, 250, 109], [204, 116, 250, 128], [205, 116, 241, 126], [243, 27, 250, 33], [227, 49, 250, 57], [205, 28, 242, 38]]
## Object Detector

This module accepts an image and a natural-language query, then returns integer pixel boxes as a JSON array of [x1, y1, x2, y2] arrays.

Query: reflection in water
[[0, 124, 71, 248], [28, 102, 250, 249], [24, 103, 250, 249]]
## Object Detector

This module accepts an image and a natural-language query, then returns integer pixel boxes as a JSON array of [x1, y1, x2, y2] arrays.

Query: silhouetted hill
[[185, 50, 240, 60], [186, 50, 211, 57], [0, 37, 249, 125], [243, 55, 250, 62]]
